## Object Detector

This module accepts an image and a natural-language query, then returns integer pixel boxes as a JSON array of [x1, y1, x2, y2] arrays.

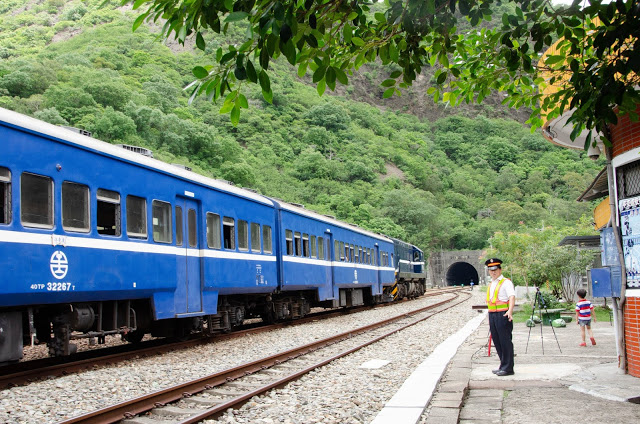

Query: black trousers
[[489, 311, 514, 372]]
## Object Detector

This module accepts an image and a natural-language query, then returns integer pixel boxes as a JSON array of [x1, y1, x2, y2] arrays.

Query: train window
[[251, 223, 261, 252], [238, 220, 249, 251], [310, 235, 317, 258], [302, 233, 309, 257], [206, 213, 221, 249], [126, 195, 147, 238], [0, 167, 11, 225], [318, 236, 324, 260], [263, 225, 272, 254], [390, 253, 394, 267], [350, 245, 355, 262], [62, 182, 90, 232], [175, 206, 183, 245], [294, 232, 302, 256], [97, 189, 121, 236], [334, 240, 340, 261], [21, 172, 53, 229], [286, 230, 293, 255], [152, 200, 172, 243], [223, 217, 235, 249], [358, 247, 363, 264], [188, 208, 197, 247], [342, 242, 347, 262]]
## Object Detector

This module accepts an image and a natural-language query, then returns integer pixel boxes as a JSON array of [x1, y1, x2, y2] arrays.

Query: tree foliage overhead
[[124, 0, 640, 143], [0, 0, 601, 256]]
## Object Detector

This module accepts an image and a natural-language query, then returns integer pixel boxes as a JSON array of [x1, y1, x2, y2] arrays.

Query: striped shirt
[[575, 299, 593, 321]]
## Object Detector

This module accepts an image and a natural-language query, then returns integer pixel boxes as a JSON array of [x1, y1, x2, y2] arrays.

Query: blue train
[[0, 107, 426, 364]]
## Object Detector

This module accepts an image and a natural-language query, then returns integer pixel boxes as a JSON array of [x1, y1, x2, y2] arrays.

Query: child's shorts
[[579, 319, 592, 327]]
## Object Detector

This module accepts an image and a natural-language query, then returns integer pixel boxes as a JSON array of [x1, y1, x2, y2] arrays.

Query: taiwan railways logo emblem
[[50, 251, 69, 279]]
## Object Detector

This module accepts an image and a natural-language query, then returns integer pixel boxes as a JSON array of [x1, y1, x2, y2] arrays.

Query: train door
[[325, 230, 333, 293], [375, 244, 382, 287], [175, 197, 203, 313]]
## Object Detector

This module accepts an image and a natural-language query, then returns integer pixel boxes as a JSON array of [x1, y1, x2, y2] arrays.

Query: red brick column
[[625, 298, 640, 377], [611, 104, 640, 157]]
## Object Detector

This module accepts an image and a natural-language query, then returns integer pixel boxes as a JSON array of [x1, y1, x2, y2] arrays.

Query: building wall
[[611, 104, 640, 377], [625, 297, 640, 377], [612, 104, 640, 157]]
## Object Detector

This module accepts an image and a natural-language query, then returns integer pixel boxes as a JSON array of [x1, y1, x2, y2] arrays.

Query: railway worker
[[485, 258, 516, 376]]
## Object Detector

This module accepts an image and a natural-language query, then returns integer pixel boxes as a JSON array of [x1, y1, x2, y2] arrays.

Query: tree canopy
[[124, 0, 640, 145]]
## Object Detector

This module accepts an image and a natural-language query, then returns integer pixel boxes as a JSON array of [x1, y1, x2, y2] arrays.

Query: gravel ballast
[[0, 290, 485, 424]]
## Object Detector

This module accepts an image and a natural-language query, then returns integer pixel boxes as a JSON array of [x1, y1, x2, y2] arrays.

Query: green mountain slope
[[0, 1, 602, 253]]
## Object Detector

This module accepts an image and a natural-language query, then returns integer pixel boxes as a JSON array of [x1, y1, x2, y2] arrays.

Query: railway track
[[0, 287, 465, 390], [57, 289, 471, 424]]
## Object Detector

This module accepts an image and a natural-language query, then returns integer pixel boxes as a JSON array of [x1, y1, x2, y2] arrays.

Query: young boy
[[575, 288, 596, 346]]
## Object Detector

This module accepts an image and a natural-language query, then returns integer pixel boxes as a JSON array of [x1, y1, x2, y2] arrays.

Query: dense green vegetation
[[0, 1, 602, 258]]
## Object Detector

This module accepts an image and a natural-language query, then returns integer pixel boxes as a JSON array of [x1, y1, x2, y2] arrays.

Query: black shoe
[[492, 369, 500, 374], [495, 370, 514, 376]]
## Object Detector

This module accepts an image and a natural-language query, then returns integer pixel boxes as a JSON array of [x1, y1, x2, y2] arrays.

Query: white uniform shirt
[[489, 274, 515, 302]]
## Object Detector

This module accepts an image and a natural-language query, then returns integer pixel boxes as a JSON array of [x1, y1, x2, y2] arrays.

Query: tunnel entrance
[[445, 262, 479, 286]]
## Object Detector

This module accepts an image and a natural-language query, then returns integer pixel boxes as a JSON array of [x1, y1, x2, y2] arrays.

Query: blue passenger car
[[0, 107, 418, 364]]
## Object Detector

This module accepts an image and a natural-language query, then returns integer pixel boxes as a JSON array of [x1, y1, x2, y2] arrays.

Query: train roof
[[273, 200, 393, 243], [0, 107, 273, 206]]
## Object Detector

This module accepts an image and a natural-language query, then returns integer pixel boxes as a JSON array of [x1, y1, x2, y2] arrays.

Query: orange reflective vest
[[486, 277, 509, 312]]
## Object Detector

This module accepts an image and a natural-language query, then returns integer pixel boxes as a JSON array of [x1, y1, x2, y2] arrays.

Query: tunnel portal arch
[[445, 262, 479, 286]]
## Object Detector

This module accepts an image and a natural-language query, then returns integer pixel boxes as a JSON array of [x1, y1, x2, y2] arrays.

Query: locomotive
[[0, 107, 426, 364]]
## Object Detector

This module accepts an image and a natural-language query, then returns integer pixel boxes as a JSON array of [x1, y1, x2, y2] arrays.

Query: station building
[[543, 84, 640, 376]]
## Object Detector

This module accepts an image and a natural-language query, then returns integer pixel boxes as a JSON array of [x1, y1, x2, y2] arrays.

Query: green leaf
[[436, 72, 447, 84], [132, 12, 148, 31], [196, 32, 206, 51], [259, 70, 271, 93], [374, 13, 386, 22], [351, 37, 365, 47], [230, 105, 240, 126], [193, 66, 209, 79], [225, 12, 248, 23], [312, 66, 326, 83], [317, 79, 326, 96], [238, 93, 249, 109], [297, 62, 308, 78], [383, 87, 395, 99], [262, 88, 273, 104], [343, 24, 352, 43], [381, 79, 396, 87], [246, 60, 257, 83], [335, 68, 348, 85]]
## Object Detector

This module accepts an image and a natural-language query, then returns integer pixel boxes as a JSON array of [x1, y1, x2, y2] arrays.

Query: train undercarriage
[[1, 286, 392, 363]]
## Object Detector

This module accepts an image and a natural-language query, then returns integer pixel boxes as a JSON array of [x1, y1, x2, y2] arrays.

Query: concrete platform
[[372, 308, 640, 424]]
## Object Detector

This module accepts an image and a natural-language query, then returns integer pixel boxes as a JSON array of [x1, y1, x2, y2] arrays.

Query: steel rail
[[57, 290, 471, 424], [1, 286, 464, 389]]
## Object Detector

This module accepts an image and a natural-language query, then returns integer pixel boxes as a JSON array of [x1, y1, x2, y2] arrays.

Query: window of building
[[238, 220, 249, 251], [223, 216, 235, 249], [0, 167, 11, 225], [126, 195, 147, 238], [263, 225, 272, 254], [175, 206, 183, 246], [310, 235, 317, 258], [188, 208, 197, 247], [294, 232, 301, 256], [206, 213, 221, 249], [251, 222, 261, 252], [302, 233, 309, 257], [318, 236, 324, 260], [152, 200, 172, 243], [286, 229, 294, 255], [97, 189, 120, 236], [21, 172, 53, 229]]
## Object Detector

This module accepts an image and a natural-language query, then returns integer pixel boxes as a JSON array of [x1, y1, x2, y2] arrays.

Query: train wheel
[[122, 329, 145, 343]]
